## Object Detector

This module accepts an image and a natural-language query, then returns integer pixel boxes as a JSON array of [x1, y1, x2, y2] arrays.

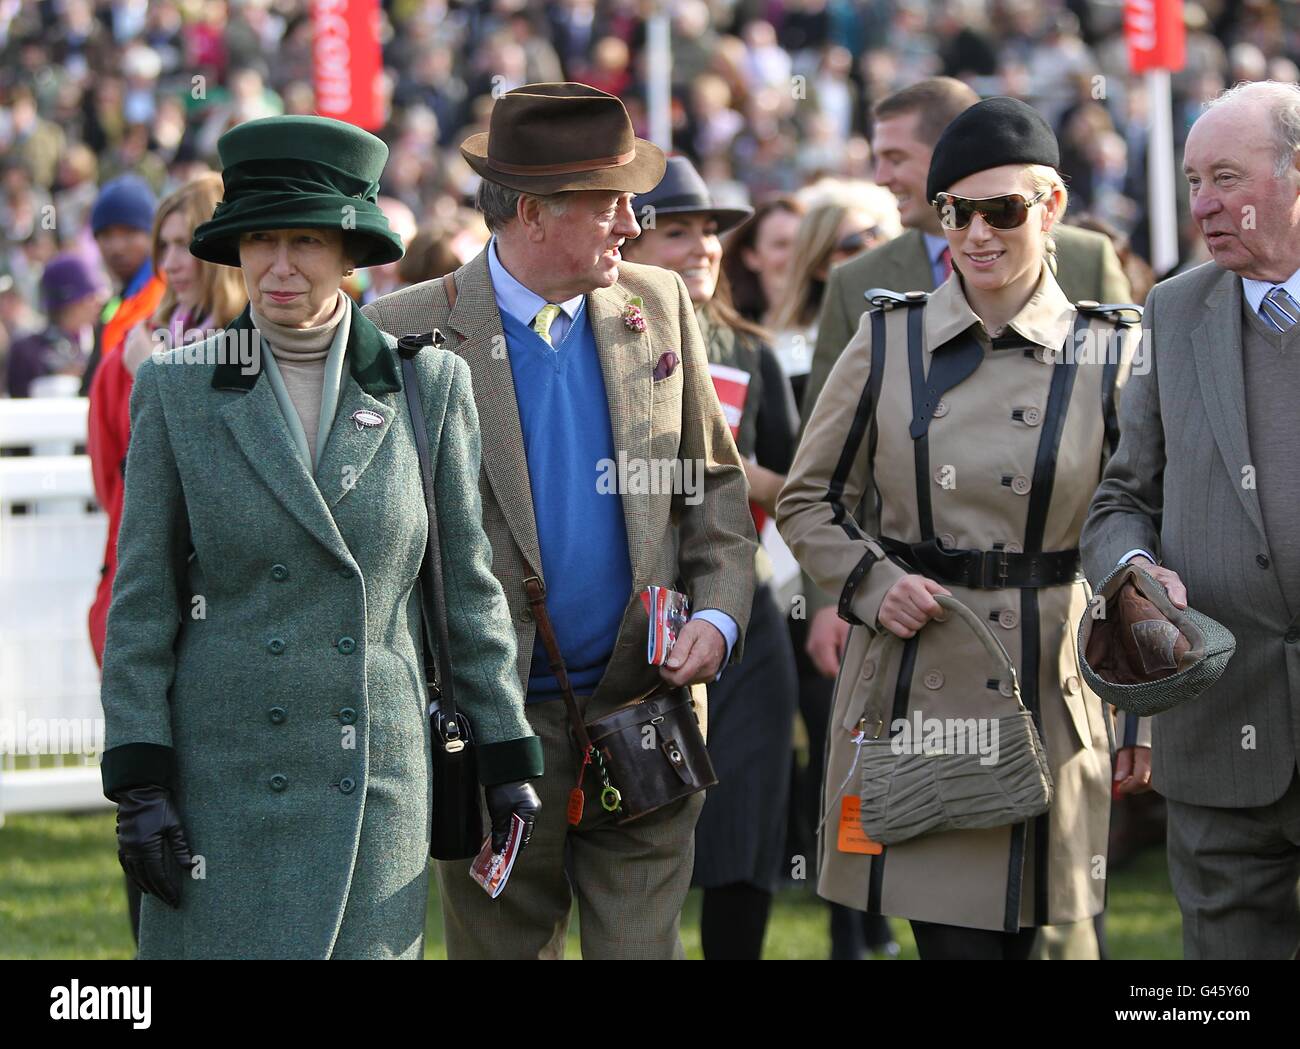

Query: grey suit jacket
[[1080, 261, 1300, 808]]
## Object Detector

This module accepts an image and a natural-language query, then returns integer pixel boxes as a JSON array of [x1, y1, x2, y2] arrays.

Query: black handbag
[[523, 576, 717, 824], [399, 335, 485, 861]]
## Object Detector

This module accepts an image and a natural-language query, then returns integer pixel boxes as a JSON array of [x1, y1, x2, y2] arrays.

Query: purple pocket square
[[653, 351, 679, 381]]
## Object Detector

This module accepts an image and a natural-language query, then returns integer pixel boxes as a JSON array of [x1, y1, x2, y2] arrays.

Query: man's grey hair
[[1203, 80, 1300, 178], [474, 179, 571, 233]]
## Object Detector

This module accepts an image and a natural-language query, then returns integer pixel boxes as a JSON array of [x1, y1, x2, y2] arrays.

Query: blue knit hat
[[40, 254, 100, 313], [91, 175, 157, 235]]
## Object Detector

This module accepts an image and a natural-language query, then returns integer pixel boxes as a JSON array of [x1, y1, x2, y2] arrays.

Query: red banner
[[1125, 0, 1186, 73], [313, 0, 384, 130]]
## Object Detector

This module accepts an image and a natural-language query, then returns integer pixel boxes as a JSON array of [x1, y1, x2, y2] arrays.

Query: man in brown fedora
[[363, 83, 757, 959]]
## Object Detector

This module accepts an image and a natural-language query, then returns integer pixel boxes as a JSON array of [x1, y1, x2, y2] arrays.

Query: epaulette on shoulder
[[1074, 300, 1144, 326], [863, 288, 930, 311]]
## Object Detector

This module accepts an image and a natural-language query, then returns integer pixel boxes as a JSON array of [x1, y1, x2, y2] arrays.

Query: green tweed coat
[[98, 298, 542, 959]]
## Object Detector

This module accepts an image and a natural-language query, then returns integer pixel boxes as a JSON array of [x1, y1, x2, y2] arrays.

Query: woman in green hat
[[97, 115, 543, 959]]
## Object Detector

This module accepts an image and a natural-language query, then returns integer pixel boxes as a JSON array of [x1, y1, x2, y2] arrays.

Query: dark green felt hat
[[190, 115, 405, 269]]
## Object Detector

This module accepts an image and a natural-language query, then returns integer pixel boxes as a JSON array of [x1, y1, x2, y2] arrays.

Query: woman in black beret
[[98, 115, 542, 959], [778, 97, 1149, 959]]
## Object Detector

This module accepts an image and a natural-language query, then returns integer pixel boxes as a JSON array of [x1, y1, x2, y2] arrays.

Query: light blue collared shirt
[[484, 236, 739, 674], [923, 232, 951, 287], [1241, 267, 1300, 319], [487, 236, 584, 347]]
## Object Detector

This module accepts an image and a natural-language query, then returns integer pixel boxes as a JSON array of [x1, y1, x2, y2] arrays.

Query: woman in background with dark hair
[[626, 157, 799, 960], [720, 196, 803, 327]]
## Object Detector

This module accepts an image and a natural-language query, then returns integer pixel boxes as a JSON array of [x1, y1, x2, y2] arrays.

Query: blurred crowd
[[2, 0, 1299, 399]]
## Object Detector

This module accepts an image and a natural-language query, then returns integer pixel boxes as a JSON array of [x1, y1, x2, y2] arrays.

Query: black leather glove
[[484, 781, 541, 853], [112, 785, 193, 909]]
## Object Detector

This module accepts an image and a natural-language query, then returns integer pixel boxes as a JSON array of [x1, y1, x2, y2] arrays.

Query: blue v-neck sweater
[[500, 303, 633, 701]]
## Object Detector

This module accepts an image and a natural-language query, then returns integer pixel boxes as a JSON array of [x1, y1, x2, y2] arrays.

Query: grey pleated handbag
[[857, 595, 1054, 845]]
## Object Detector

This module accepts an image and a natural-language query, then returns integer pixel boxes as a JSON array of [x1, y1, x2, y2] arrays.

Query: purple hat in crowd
[[40, 254, 100, 314]]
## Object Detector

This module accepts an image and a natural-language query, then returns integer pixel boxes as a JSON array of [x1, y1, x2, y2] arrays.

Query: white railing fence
[[0, 396, 111, 824]]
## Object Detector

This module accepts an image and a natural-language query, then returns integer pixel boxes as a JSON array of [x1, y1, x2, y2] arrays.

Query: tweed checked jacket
[[363, 248, 757, 715]]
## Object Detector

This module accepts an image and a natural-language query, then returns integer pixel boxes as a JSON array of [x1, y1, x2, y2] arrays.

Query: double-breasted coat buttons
[[267, 637, 286, 655], [339, 777, 356, 795], [270, 563, 289, 581], [923, 669, 945, 690], [997, 609, 1019, 629], [338, 707, 358, 725], [268, 707, 287, 724], [269, 774, 288, 792], [933, 400, 950, 418], [337, 636, 356, 654], [1011, 474, 1032, 496]]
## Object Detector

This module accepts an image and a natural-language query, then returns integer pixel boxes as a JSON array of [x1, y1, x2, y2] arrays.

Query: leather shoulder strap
[[522, 576, 594, 752]]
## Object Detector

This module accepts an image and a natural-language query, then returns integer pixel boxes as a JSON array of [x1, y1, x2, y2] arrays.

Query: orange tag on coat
[[567, 787, 585, 825], [837, 796, 882, 854]]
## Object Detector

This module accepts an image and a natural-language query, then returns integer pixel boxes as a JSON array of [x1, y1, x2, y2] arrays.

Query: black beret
[[926, 97, 1061, 203]]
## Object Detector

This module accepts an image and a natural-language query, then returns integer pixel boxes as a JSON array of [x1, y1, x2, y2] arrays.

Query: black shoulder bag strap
[[398, 304, 486, 859]]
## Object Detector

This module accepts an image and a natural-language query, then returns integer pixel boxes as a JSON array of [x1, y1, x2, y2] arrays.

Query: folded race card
[[641, 585, 691, 665], [469, 813, 527, 899]]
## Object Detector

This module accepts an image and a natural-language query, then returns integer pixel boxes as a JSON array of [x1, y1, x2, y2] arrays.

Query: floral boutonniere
[[622, 295, 647, 333]]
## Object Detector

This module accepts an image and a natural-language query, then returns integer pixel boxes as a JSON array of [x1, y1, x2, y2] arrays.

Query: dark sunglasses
[[833, 227, 882, 256], [932, 191, 1046, 231]]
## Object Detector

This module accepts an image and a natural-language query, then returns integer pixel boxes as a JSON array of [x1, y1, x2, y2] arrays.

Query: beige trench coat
[[777, 266, 1141, 932]]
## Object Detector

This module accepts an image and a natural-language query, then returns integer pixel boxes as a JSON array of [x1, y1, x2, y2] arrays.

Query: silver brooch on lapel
[[352, 409, 385, 431]]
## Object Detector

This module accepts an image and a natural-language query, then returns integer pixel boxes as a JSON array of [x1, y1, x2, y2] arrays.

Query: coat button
[[923, 669, 945, 690], [517, 607, 534, 623], [938, 532, 957, 550], [267, 637, 286, 655], [269, 774, 287, 792], [1022, 407, 1042, 426], [997, 609, 1018, 629], [1011, 474, 1032, 496], [1065, 675, 1081, 693], [270, 563, 288, 581], [1285, 629, 1299, 644], [862, 659, 876, 679], [1257, 554, 1270, 569], [337, 636, 356, 654], [1004, 540, 1024, 554], [933, 399, 949, 418], [268, 707, 286, 724], [338, 707, 357, 725], [339, 777, 356, 795], [998, 680, 1015, 697]]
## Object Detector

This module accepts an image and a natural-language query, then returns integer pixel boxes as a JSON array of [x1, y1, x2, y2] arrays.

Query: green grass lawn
[[0, 811, 1180, 959]]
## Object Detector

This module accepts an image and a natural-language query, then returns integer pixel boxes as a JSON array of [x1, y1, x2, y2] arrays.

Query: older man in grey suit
[[1081, 81, 1300, 960]]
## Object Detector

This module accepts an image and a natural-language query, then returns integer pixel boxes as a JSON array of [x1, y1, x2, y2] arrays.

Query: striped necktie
[[1259, 286, 1298, 333], [532, 303, 562, 346]]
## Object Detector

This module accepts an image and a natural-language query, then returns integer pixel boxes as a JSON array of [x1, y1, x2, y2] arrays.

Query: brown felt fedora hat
[[460, 83, 666, 196]]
